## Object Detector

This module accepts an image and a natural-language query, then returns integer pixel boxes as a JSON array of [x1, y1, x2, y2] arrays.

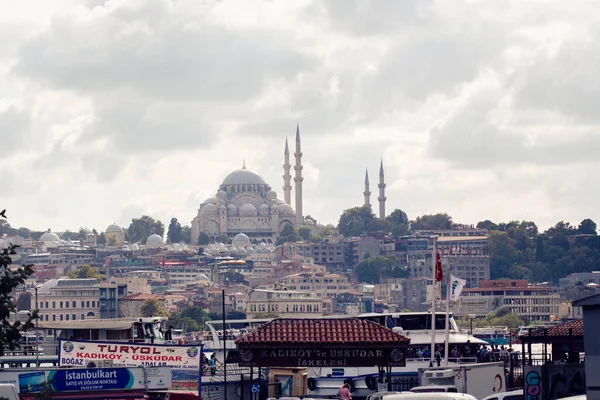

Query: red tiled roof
[[234, 318, 410, 346], [525, 320, 583, 338]]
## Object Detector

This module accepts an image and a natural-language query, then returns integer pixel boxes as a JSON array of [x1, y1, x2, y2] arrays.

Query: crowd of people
[[406, 341, 516, 365]]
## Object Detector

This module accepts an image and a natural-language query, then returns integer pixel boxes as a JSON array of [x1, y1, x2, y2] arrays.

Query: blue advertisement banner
[[48, 368, 135, 392]]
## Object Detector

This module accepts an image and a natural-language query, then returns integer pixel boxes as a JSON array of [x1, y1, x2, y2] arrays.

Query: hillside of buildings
[[2, 206, 599, 327]]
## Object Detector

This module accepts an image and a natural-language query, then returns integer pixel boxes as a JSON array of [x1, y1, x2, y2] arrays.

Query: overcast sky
[[2, 0, 599, 233]]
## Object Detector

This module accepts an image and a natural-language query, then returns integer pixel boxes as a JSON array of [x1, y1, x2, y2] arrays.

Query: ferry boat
[[472, 327, 510, 346]]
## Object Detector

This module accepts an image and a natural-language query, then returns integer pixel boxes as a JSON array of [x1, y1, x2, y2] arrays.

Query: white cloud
[[1, 0, 600, 232]]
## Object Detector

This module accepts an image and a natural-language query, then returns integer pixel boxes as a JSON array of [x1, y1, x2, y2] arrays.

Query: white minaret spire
[[294, 123, 303, 224], [378, 159, 386, 219], [283, 137, 292, 205], [364, 168, 371, 207]]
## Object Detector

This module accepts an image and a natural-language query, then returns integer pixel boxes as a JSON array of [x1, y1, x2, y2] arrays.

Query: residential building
[[246, 289, 322, 318], [558, 302, 583, 320], [454, 280, 561, 321], [277, 272, 351, 298], [559, 271, 600, 288], [388, 277, 430, 312], [37, 279, 100, 322], [446, 254, 490, 288]]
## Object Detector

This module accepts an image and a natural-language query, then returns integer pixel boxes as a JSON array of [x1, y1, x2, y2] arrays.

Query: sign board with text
[[0, 367, 170, 394], [237, 347, 406, 368], [58, 340, 202, 391]]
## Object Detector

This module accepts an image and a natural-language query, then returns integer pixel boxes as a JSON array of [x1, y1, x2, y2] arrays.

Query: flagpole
[[430, 236, 437, 367], [444, 254, 451, 366]]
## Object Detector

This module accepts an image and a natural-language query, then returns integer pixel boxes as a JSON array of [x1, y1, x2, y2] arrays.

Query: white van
[[378, 393, 478, 400], [410, 385, 460, 393], [481, 389, 523, 400], [0, 384, 19, 400]]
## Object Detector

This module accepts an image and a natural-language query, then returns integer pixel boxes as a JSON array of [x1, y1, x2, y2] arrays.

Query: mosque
[[190, 125, 389, 245]]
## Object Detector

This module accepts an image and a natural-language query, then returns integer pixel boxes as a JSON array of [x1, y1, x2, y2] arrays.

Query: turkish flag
[[435, 251, 443, 282]]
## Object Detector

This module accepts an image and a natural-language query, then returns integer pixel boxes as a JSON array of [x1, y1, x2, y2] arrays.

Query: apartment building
[[277, 272, 351, 298], [454, 280, 560, 321], [246, 289, 323, 318], [446, 254, 490, 288], [38, 278, 100, 322], [388, 277, 430, 312]]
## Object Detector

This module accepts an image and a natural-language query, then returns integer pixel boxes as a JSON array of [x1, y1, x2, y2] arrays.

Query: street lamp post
[[468, 313, 476, 335], [35, 286, 39, 367]]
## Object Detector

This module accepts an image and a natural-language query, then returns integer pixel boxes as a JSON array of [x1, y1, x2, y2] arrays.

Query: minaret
[[378, 159, 386, 219], [283, 138, 292, 205], [363, 168, 371, 207], [294, 124, 303, 224]]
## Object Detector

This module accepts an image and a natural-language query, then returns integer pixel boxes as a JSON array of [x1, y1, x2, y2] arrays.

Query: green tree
[[355, 255, 406, 283], [338, 205, 376, 237], [477, 220, 498, 231], [140, 298, 170, 318], [276, 223, 300, 245], [167, 218, 183, 243], [578, 218, 597, 235], [197, 232, 210, 245], [97, 232, 107, 245], [69, 264, 102, 279], [216, 234, 228, 244], [181, 225, 191, 244], [61, 230, 78, 240], [0, 211, 38, 356], [0, 219, 13, 235], [298, 226, 312, 241], [317, 225, 336, 238], [387, 209, 409, 225], [486, 230, 524, 279], [68, 264, 102, 279], [128, 216, 164, 244], [410, 213, 453, 231]]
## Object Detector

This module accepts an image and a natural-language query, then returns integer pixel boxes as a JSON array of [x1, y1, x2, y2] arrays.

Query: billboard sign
[[59, 340, 202, 390]]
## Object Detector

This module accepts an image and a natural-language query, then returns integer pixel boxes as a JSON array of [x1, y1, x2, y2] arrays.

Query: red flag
[[435, 251, 443, 282]]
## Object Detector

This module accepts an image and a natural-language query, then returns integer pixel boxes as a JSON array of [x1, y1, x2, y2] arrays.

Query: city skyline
[[2, 1, 600, 232]]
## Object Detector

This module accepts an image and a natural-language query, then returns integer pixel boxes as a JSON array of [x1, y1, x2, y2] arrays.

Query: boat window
[[503, 395, 522, 400], [447, 387, 458, 392]]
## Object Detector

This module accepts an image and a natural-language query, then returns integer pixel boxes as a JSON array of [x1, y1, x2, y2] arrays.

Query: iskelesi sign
[[237, 347, 406, 368], [58, 340, 203, 390]]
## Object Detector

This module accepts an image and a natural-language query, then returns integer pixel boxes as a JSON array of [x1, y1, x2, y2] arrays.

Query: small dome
[[40, 232, 60, 242], [220, 204, 226, 210], [217, 190, 227, 200], [217, 242, 227, 251], [106, 224, 122, 233], [146, 234, 164, 246], [201, 196, 217, 205], [237, 247, 247, 255], [246, 246, 255, 253], [222, 168, 266, 186], [194, 273, 210, 281], [131, 243, 139, 250], [266, 190, 277, 201], [230, 246, 237, 253], [232, 233, 251, 247], [304, 218, 315, 225], [258, 242, 267, 248], [278, 203, 295, 216], [239, 203, 257, 217], [207, 243, 217, 250], [227, 204, 238, 216], [200, 204, 219, 215], [259, 204, 270, 216]]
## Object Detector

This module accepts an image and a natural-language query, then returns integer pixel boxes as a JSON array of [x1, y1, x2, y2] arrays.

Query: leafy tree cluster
[[68, 264, 102, 280], [483, 219, 600, 283], [169, 306, 209, 332], [276, 223, 300, 245], [0, 210, 38, 356], [167, 218, 182, 243], [457, 307, 525, 329], [128, 216, 164, 244], [355, 255, 409, 284], [140, 298, 170, 318]]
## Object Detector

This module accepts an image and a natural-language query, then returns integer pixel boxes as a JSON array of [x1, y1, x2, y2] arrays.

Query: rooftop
[[523, 319, 584, 338], [234, 318, 410, 347]]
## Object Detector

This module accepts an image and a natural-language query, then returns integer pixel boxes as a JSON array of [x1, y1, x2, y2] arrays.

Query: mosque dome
[[238, 247, 247, 255], [230, 246, 237, 253], [193, 273, 210, 282], [201, 196, 217, 205], [239, 203, 257, 217], [146, 234, 164, 246], [278, 203, 295, 216], [131, 243, 139, 250], [232, 233, 251, 247], [222, 169, 266, 186], [217, 190, 227, 200], [304, 218, 315, 225], [246, 246, 255, 253], [227, 204, 238, 216], [266, 190, 278, 201], [106, 224, 122, 233], [200, 204, 219, 215], [40, 232, 60, 242], [258, 204, 270, 216]]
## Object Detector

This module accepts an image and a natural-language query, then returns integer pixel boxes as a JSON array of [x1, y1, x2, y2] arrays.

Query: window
[[40, 302, 43, 309], [86, 301, 90, 307], [65, 301, 69, 308], [72, 301, 76, 308], [66, 315, 69, 320], [72, 314, 76, 320], [92, 301, 96, 307], [81, 301, 85, 308], [59, 301, 63, 308], [52, 315, 56, 321], [81, 314, 85, 320], [60, 315, 63, 321]]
